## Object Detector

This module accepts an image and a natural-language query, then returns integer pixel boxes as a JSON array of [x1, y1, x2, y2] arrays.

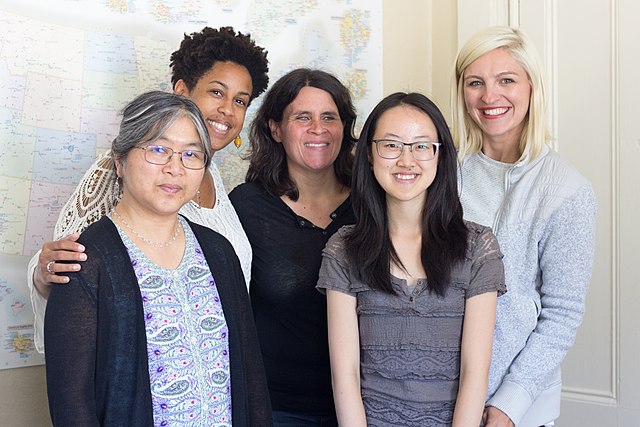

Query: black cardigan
[[45, 216, 272, 426]]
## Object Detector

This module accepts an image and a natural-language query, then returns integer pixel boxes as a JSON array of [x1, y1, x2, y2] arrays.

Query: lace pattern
[[53, 150, 120, 239]]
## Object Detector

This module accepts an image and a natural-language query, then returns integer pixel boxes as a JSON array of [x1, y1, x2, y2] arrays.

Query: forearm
[[326, 288, 366, 426], [27, 251, 47, 353], [453, 369, 489, 427], [491, 186, 595, 422], [45, 274, 99, 425], [454, 292, 496, 427], [333, 372, 367, 427]]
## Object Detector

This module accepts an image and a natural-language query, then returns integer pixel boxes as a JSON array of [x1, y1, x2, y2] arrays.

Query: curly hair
[[170, 26, 269, 103], [245, 68, 357, 200]]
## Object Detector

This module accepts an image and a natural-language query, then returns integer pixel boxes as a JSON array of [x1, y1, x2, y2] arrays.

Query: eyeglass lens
[[375, 140, 439, 160], [143, 145, 206, 169]]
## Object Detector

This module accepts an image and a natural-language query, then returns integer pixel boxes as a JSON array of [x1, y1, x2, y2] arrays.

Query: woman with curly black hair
[[28, 26, 269, 355]]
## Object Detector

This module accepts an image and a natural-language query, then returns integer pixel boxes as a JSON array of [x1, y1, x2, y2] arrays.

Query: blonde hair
[[451, 26, 551, 162]]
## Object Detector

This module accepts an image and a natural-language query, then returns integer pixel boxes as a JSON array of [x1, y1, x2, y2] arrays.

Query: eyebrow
[[156, 136, 203, 149], [290, 109, 339, 116], [208, 79, 251, 98], [464, 70, 520, 80], [378, 133, 435, 140]]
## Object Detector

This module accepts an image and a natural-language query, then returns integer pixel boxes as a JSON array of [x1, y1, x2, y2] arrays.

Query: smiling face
[[371, 105, 439, 207], [269, 86, 344, 178], [463, 48, 532, 150], [116, 115, 206, 219], [174, 61, 253, 152]]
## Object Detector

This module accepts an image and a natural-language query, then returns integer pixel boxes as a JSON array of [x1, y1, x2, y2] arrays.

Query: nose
[[481, 83, 500, 104], [308, 117, 327, 134], [163, 152, 185, 174], [217, 97, 233, 115], [396, 144, 416, 166]]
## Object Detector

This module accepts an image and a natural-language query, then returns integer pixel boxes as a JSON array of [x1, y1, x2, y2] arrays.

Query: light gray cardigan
[[459, 145, 596, 426]]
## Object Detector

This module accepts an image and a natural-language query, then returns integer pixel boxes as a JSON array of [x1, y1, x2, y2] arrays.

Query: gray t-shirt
[[317, 221, 505, 427]]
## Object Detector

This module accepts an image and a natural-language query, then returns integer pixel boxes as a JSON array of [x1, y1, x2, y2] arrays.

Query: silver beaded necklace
[[111, 209, 182, 248]]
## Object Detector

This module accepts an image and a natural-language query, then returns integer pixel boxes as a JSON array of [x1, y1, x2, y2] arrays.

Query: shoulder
[[323, 225, 353, 259], [464, 220, 502, 260], [187, 218, 232, 249], [228, 182, 263, 204], [528, 147, 592, 191], [78, 216, 118, 247]]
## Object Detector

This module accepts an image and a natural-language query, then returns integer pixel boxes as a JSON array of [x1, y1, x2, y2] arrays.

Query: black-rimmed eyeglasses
[[136, 145, 207, 170], [372, 139, 441, 161]]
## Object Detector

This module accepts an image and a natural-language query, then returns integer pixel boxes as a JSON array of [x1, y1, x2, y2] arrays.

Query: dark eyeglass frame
[[372, 139, 442, 161], [136, 145, 207, 170]]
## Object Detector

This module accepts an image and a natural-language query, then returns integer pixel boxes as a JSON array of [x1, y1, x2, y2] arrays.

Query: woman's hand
[[482, 406, 515, 427], [33, 233, 86, 298]]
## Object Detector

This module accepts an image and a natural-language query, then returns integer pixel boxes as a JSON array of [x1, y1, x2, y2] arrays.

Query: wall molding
[[562, 386, 617, 406], [610, 0, 620, 403]]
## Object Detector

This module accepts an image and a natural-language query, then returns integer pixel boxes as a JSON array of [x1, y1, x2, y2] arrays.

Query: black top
[[229, 182, 356, 416], [44, 215, 272, 426]]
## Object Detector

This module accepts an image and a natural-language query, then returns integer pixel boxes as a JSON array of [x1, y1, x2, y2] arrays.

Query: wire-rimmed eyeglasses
[[372, 139, 441, 161], [136, 145, 207, 170]]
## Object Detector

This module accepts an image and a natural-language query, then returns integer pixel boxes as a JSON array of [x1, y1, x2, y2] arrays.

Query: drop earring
[[234, 135, 242, 148], [197, 190, 201, 209]]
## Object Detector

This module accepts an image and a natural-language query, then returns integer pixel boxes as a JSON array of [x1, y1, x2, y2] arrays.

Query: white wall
[[456, 0, 640, 424]]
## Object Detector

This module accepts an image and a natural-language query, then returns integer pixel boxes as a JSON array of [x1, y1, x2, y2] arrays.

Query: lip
[[304, 142, 330, 148], [479, 106, 510, 119], [159, 184, 182, 194], [207, 118, 232, 135], [392, 172, 419, 182]]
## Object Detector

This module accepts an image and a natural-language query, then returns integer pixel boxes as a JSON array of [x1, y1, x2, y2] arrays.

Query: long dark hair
[[245, 68, 357, 199], [345, 92, 468, 296]]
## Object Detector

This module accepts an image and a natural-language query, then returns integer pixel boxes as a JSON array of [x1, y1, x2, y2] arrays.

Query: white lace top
[[27, 150, 252, 353]]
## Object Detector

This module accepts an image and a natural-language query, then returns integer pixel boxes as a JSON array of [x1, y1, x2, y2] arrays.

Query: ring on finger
[[46, 261, 55, 274]]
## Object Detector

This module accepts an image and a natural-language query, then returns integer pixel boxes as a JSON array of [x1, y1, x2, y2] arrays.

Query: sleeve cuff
[[27, 252, 47, 354], [486, 380, 533, 426]]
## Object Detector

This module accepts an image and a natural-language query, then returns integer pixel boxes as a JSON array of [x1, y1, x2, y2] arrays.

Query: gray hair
[[112, 91, 211, 168]]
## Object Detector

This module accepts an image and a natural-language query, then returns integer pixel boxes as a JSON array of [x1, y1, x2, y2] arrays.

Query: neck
[[386, 197, 424, 237], [288, 167, 344, 200], [481, 131, 523, 164], [114, 199, 181, 245]]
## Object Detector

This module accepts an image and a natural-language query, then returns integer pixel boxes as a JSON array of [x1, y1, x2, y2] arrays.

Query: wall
[[456, 0, 640, 424], [382, 0, 457, 118], [0, 366, 49, 425]]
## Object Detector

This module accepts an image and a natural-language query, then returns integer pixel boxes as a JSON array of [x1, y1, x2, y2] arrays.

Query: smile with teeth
[[482, 107, 509, 116], [394, 173, 418, 180], [208, 119, 230, 132], [304, 142, 329, 147]]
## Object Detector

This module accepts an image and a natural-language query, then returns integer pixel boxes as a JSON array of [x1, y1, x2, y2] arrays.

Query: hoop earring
[[234, 136, 242, 148]]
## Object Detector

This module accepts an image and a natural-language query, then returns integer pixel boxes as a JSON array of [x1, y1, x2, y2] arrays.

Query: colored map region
[[0, 0, 381, 369]]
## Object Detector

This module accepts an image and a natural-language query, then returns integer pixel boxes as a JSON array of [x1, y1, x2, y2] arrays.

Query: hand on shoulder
[[33, 233, 86, 296]]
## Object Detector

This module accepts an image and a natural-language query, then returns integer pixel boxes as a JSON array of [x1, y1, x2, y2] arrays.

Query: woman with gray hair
[[44, 91, 271, 426]]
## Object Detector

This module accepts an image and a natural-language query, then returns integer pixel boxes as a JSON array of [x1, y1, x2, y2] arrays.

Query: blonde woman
[[451, 26, 596, 427]]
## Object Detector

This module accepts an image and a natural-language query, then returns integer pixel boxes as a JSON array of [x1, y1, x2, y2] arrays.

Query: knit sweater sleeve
[[487, 184, 596, 424]]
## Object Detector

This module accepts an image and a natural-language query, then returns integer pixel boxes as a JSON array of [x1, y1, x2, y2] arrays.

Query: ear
[[268, 119, 282, 143], [173, 79, 189, 96], [114, 155, 124, 178]]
